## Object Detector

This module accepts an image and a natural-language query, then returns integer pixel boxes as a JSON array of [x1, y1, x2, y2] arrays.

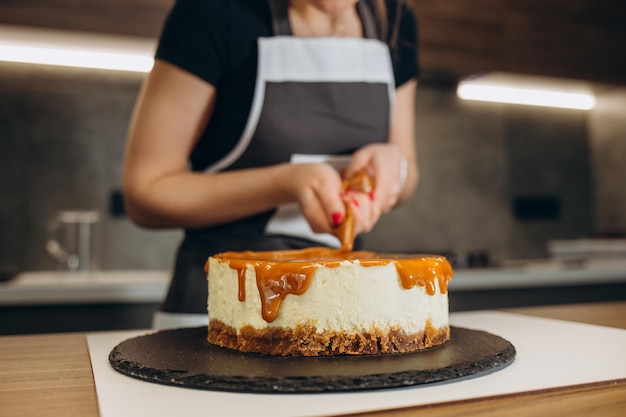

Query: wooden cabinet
[[0, 0, 173, 37], [409, 0, 626, 84], [1, 0, 625, 84]]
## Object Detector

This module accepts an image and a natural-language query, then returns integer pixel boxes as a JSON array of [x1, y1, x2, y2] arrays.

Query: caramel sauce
[[342, 169, 375, 195], [334, 169, 375, 251], [205, 171, 453, 324], [209, 248, 453, 323], [335, 206, 355, 251]]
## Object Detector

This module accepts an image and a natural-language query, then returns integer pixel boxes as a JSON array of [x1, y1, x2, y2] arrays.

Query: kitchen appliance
[[46, 210, 100, 272]]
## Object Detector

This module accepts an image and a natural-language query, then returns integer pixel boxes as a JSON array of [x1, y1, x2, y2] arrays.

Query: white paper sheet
[[87, 311, 626, 417]]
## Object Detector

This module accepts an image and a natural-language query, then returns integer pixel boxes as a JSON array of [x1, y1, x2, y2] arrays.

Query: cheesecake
[[206, 248, 453, 356]]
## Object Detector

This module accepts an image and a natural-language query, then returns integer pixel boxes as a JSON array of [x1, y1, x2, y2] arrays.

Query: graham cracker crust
[[208, 319, 450, 356]]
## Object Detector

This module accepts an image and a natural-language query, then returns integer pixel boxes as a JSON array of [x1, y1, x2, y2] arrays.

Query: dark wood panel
[[410, 0, 626, 84], [0, 0, 624, 84], [0, 0, 174, 37], [503, 0, 625, 82]]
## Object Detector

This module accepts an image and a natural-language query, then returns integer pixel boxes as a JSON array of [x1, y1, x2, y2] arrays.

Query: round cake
[[205, 248, 453, 356]]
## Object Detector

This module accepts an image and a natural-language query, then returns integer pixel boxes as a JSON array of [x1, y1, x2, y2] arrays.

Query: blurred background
[[1, 0, 625, 333]]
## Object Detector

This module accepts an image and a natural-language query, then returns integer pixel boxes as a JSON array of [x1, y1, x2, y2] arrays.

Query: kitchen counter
[[449, 258, 626, 291], [448, 258, 626, 311], [0, 270, 170, 305], [0, 271, 171, 335], [0, 301, 624, 417]]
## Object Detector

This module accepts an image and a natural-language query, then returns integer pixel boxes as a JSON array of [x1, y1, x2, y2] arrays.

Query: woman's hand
[[284, 163, 346, 235], [344, 143, 408, 215]]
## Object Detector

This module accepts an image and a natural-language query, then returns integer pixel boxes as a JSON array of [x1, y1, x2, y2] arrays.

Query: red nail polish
[[352, 197, 360, 207], [332, 212, 343, 226], [369, 191, 375, 201]]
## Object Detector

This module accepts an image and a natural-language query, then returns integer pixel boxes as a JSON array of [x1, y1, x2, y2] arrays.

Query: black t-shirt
[[155, 0, 420, 171]]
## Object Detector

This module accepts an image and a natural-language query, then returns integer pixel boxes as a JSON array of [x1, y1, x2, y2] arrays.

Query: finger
[[343, 148, 375, 179], [298, 187, 332, 234], [346, 193, 380, 235], [312, 178, 346, 232], [372, 159, 403, 210]]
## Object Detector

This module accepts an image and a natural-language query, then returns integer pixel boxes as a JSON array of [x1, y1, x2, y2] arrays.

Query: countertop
[[0, 301, 624, 417], [449, 258, 626, 290], [0, 270, 170, 305], [1, 258, 625, 306]]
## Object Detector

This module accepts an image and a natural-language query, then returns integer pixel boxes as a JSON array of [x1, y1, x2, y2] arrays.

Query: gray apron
[[156, 0, 395, 325]]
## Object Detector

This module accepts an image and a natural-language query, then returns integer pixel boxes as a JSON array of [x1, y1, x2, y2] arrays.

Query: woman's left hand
[[344, 143, 407, 215]]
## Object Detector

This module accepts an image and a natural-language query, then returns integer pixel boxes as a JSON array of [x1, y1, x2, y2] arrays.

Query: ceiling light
[[457, 72, 596, 110], [0, 25, 156, 73]]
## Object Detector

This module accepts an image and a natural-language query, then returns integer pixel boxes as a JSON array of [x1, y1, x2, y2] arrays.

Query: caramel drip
[[236, 268, 246, 302], [210, 249, 453, 323], [335, 205, 354, 252], [395, 257, 453, 295], [224, 257, 336, 322], [335, 169, 375, 251]]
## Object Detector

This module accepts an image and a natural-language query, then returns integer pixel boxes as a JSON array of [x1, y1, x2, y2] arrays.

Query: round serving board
[[109, 326, 515, 393]]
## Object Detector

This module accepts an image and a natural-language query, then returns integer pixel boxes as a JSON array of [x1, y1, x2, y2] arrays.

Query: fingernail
[[351, 197, 360, 207], [332, 212, 343, 226], [369, 191, 375, 201]]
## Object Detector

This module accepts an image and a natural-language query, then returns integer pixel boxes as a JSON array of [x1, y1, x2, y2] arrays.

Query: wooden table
[[1, 301, 625, 417]]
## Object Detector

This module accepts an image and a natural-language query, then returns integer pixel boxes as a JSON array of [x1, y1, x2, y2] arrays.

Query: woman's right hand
[[284, 163, 347, 235]]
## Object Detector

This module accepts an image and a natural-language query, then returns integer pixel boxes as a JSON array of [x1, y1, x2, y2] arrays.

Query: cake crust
[[209, 318, 450, 357]]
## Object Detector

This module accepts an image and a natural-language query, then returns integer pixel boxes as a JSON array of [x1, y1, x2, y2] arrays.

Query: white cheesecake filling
[[207, 258, 448, 334]]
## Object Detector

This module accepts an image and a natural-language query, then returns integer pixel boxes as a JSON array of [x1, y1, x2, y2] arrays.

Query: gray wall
[[363, 81, 597, 262], [0, 63, 181, 273], [588, 88, 626, 235], [1, 62, 624, 272]]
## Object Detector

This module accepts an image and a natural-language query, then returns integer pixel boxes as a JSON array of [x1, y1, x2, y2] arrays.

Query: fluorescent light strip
[[0, 44, 154, 72], [0, 25, 156, 73], [457, 73, 596, 110]]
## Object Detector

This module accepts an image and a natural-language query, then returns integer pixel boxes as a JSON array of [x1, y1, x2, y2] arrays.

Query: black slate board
[[109, 326, 515, 393]]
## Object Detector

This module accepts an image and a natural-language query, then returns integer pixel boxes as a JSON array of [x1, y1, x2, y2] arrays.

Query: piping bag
[[334, 169, 375, 252]]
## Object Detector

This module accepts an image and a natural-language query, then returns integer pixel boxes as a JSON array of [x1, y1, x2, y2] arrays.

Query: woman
[[123, 0, 420, 328]]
